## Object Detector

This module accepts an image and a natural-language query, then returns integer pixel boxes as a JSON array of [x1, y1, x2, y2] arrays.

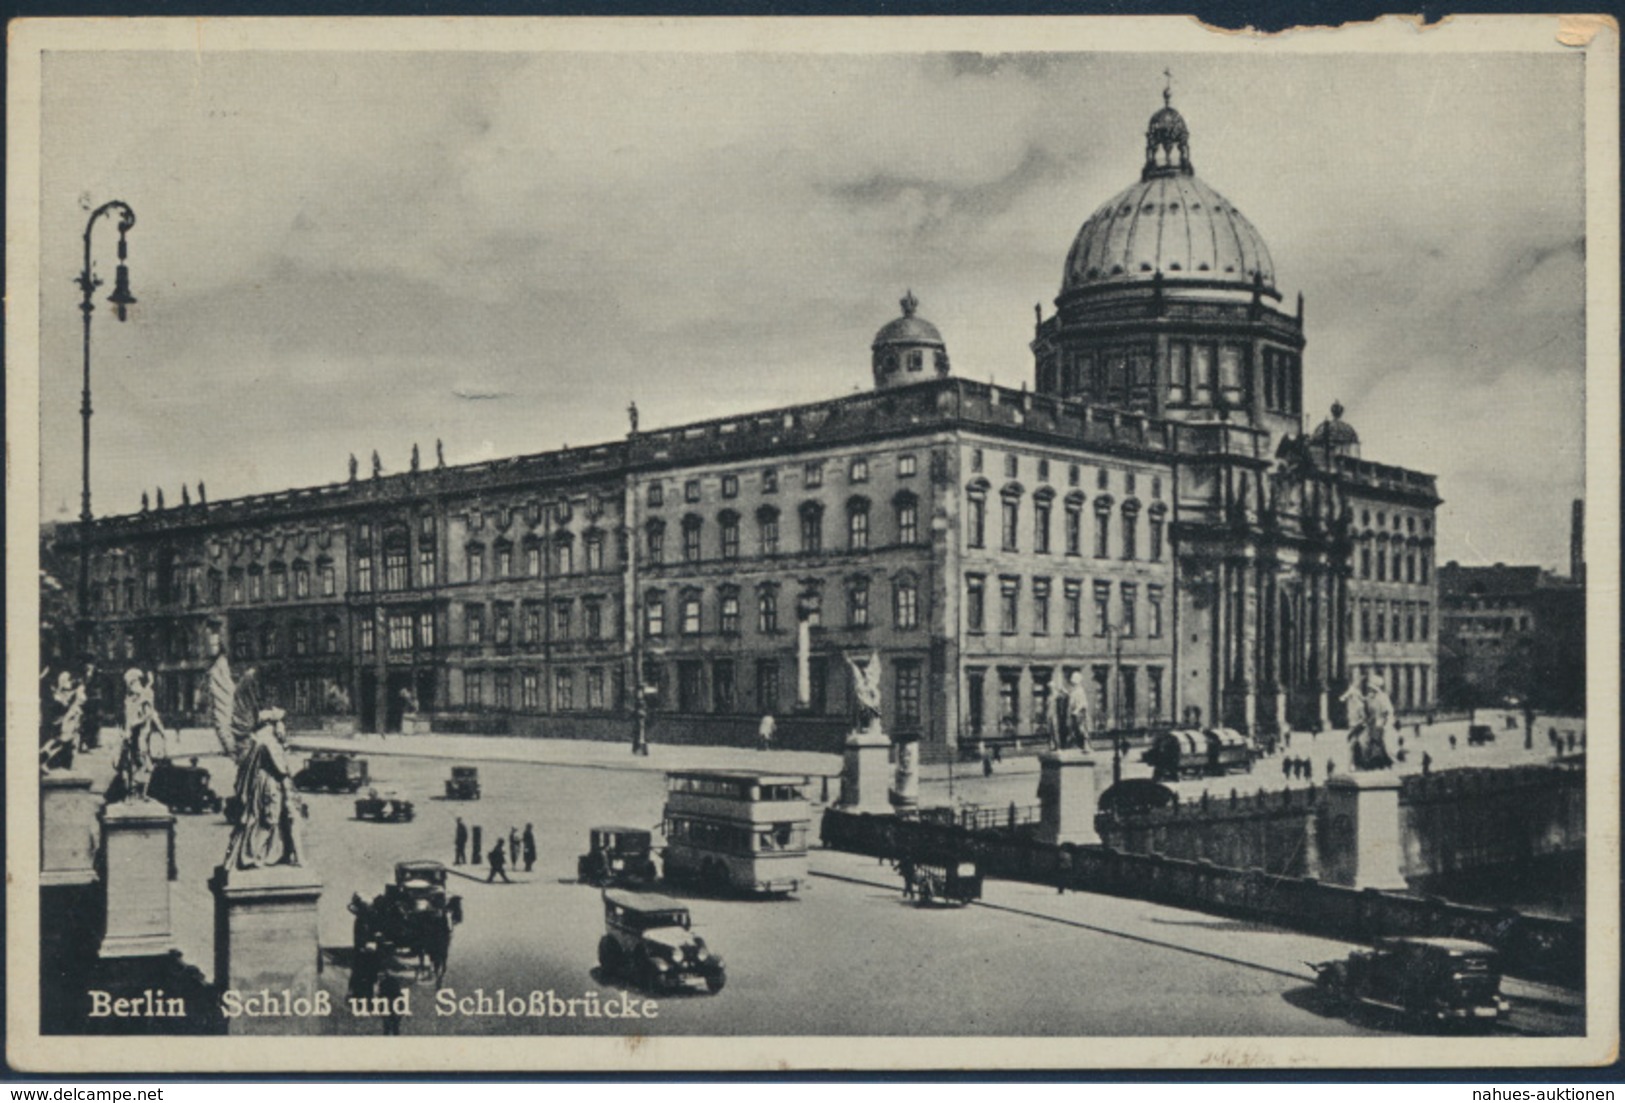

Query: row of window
[[461, 532, 610, 584], [96, 559, 342, 612], [645, 497, 919, 564], [643, 575, 921, 638], [461, 597, 614, 647], [1357, 538, 1433, 584], [1353, 600, 1431, 644], [1359, 509, 1430, 536], [968, 450, 1164, 498], [648, 453, 919, 509], [640, 656, 925, 727], [964, 663, 1166, 737], [966, 574, 1164, 639], [966, 488, 1165, 561], [461, 665, 617, 712]]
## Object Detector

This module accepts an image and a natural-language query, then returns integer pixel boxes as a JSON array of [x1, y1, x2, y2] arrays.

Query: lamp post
[[75, 200, 137, 655]]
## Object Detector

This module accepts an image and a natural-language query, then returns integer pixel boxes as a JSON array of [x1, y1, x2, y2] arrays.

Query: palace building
[[55, 94, 1441, 760]]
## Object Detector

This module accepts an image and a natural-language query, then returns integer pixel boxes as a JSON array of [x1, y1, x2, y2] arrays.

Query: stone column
[[211, 865, 325, 1035], [837, 721, 893, 814], [1036, 749, 1103, 846], [795, 614, 813, 709], [98, 799, 176, 959], [1321, 772, 1407, 890], [41, 772, 99, 888]]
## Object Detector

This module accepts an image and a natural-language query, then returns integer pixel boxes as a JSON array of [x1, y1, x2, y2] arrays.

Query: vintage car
[[597, 889, 725, 994], [1310, 936, 1511, 1028], [293, 751, 369, 794], [444, 765, 482, 800], [146, 757, 224, 815], [350, 860, 463, 984], [900, 859, 982, 906], [1468, 724, 1497, 746], [355, 788, 416, 823], [577, 826, 660, 887]]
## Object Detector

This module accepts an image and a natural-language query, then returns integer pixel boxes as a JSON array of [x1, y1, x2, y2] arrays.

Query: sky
[[35, 42, 1588, 570]]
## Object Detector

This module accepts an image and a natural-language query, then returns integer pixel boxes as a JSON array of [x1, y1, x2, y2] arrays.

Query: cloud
[[34, 48, 1587, 570]]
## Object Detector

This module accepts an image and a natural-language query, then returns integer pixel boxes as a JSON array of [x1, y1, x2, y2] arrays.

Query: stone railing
[[821, 808, 1583, 987]]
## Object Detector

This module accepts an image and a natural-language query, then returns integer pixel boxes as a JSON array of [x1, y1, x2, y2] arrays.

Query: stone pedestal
[[211, 865, 324, 1035], [1274, 692, 1289, 738], [838, 725, 892, 814], [41, 771, 99, 887], [1322, 772, 1407, 890], [400, 713, 432, 736], [1243, 690, 1257, 736], [1317, 689, 1331, 731], [98, 799, 176, 958], [889, 738, 920, 810], [1036, 749, 1103, 846]]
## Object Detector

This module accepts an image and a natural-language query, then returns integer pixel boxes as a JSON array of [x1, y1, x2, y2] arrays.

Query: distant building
[[1438, 557, 1585, 715], [51, 92, 1441, 759]]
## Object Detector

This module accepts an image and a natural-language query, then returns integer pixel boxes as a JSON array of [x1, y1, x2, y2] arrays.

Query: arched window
[[757, 505, 780, 556], [269, 561, 288, 601], [893, 573, 919, 630], [1064, 492, 1085, 556], [1120, 499, 1141, 560], [718, 510, 740, 560], [292, 559, 311, 599], [799, 501, 824, 554], [894, 491, 919, 545], [757, 582, 780, 633], [680, 588, 703, 635], [1033, 488, 1054, 554], [966, 483, 988, 549], [1148, 502, 1168, 562], [1093, 496, 1114, 559], [847, 497, 870, 551], [847, 575, 871, 627], [645, 519, 666, 566], [1000, 485, 1023, 552], [718, 585, 741, 635]]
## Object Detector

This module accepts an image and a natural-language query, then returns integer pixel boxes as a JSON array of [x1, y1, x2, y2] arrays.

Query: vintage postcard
[[7, 15, 1619, 1073]]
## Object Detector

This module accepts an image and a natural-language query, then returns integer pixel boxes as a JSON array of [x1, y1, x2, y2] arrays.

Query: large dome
[[1062, 97, 1276, 294]]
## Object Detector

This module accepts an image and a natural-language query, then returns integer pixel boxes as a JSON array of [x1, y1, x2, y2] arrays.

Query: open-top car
[[444, 765, 481, 800], [355, 788, 415, 823], [350, 860, 463, 984], [294, 751, 369, 794], [1310, 936, 1511, 1028], [598, 889, 725, 994], [577, 826, 659, 887], [146, 757, 224, 815]]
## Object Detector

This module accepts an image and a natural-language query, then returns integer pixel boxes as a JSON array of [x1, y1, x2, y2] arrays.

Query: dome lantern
[[1144, 74, 1193, 180], [1310, 401, 1361, 458], [871, 290, 950, 391]]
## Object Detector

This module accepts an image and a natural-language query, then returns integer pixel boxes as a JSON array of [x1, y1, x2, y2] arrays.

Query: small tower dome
[[872, 290, 950, 390], [1310, 401, 1361, 457]]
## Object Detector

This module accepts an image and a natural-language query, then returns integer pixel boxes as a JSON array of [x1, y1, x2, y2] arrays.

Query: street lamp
[[75, 200, 137, 654]]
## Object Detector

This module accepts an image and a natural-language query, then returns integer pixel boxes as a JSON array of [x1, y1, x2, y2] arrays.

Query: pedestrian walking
[[757, 712, 776, 752], [1304, 758, 1314, 781], [1449, 734, 1458, 752], [1281, 755, 1291, 779], [509, 826, 522, 872], [1326, 758, 1335, 778], [522, 823, 537, 872], [471, 825, 484, 866], [486, 839, 511, 883], [1421, 751, 1432, 776], [454, 817, 468, 865]]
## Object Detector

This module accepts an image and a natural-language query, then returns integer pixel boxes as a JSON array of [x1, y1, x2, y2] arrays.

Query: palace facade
[[55, 94, 1441, 759]]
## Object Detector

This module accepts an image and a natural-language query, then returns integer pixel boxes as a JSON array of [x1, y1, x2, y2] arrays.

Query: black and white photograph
[[7, 15, 1618, 1073]]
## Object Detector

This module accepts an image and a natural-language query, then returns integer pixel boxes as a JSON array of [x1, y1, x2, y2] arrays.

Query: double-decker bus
[[661, 769, 810, 895]]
